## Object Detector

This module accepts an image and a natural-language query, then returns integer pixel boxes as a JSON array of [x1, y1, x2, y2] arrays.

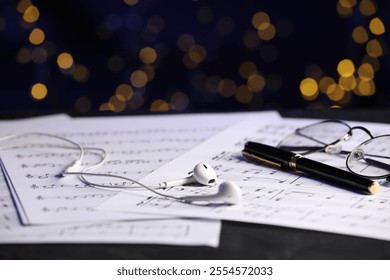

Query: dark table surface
[[1, 108, 390, 259]]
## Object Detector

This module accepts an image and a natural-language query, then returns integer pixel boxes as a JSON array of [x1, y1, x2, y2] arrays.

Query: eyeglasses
[[277, 120, 390, 180]]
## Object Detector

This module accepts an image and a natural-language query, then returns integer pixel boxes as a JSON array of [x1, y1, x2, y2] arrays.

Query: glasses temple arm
[[279, 145, 352, 156], [295, 130, 329, 146], [351, 126, 375, 139]]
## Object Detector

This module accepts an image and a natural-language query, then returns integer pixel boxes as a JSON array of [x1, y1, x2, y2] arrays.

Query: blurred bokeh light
[[0, 0, 389, 113]]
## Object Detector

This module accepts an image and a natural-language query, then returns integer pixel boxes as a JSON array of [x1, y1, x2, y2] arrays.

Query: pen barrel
[[296, 157, 375, 194]]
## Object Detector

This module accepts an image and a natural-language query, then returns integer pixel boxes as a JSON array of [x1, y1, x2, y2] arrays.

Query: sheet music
[[0, 112, 279, 224], [0, 168, 221, 246], [0, 113, 231, 247], [98, 117, 390, 241]]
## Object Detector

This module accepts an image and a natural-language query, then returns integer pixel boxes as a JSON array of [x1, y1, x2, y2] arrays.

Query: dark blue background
[[1, 0, 389, 113]]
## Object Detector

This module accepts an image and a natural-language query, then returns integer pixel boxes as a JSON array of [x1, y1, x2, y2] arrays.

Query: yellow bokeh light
[[109, 95, 126, 113], [369, 17, 385, 35], [247, 73, 265, 92], [72, 64, 90, 82], [139, 47, 157, 64], [337, 59, 355, 76], [352, 26, 368, 44], [130, 70, 148, 88], [150, 99, 170, 112], [239, 61, 257, 80], [188, 45, 207, 63], [23, 5, 40, 23], [99, 103, 115, 111], [366, 39, 383, 58], [17, 0, 32, 13], [359, 0, 377, 16], [339, 75, 356, 91], [115, 83, 133, 101], [327, 84, 345, 102], [127, 92, 144, 110], [31, 83, 47, 100], [29, 28, 45, 45], [258, 23, 276, 41], [217, 79, 237, 97], [300, 78, 318, 100], [170, 91, 189, 111], [252, 11, 270, 29], [182, 53, 198, 69], [177, 34, 196, 52], [336, 3, 353, 17], [339, 0, 357, 8], [16, 47, 31, 64], [57, 52, 74, 69], [235, 85, 253, 103], [354, 78, 375, 96], [258, 22, 270, 31], [358, 63, 374, 80]]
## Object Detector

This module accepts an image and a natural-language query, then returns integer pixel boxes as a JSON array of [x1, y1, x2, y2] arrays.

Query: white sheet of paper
[[98, 117, 390, 242], [1, 112, 279, 224], [0, 113, 242, 247], [0, 168, 221, 246]]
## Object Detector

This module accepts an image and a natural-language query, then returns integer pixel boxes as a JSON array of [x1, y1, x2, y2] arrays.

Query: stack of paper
[[1, 112, 389, 246], [0, 112, 277, 246]]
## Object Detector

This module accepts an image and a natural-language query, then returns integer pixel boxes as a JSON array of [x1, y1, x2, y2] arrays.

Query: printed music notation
[[0, 112, 251, 225], [0, 170, 220, 246], [99, 117, 390, 241], [1, 112, 262, 246]]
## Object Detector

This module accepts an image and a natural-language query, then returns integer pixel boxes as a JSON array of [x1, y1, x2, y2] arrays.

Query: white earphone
[[179, 181, 242, 205], [159, 163, 217, 188], [0, 132, 242, 205]]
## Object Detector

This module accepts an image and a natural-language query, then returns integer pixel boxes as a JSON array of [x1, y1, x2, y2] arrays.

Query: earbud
[[179, 181, 242, 205], [159, 163, 217, 188]]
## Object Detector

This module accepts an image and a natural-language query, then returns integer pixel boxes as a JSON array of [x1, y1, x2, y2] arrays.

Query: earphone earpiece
[[179, 181, 242, 205], [2, 133, 241, 206], [159, 163, 217, 188]]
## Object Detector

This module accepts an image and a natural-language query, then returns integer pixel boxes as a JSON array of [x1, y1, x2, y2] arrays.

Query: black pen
[[242, 141, 380, 195]]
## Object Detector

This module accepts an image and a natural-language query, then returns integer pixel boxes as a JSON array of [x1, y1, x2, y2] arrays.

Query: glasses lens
[[278, 120, 351, 154], [347, 135, 390, 178]]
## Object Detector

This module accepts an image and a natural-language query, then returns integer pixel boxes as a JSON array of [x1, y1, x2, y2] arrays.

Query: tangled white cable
[[0, 132, 242, 205]]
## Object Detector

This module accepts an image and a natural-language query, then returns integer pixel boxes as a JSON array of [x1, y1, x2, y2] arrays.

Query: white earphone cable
[[0, 132, 85, 173], [64, 171, 183, 201], [0, 132, 240, 205]]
